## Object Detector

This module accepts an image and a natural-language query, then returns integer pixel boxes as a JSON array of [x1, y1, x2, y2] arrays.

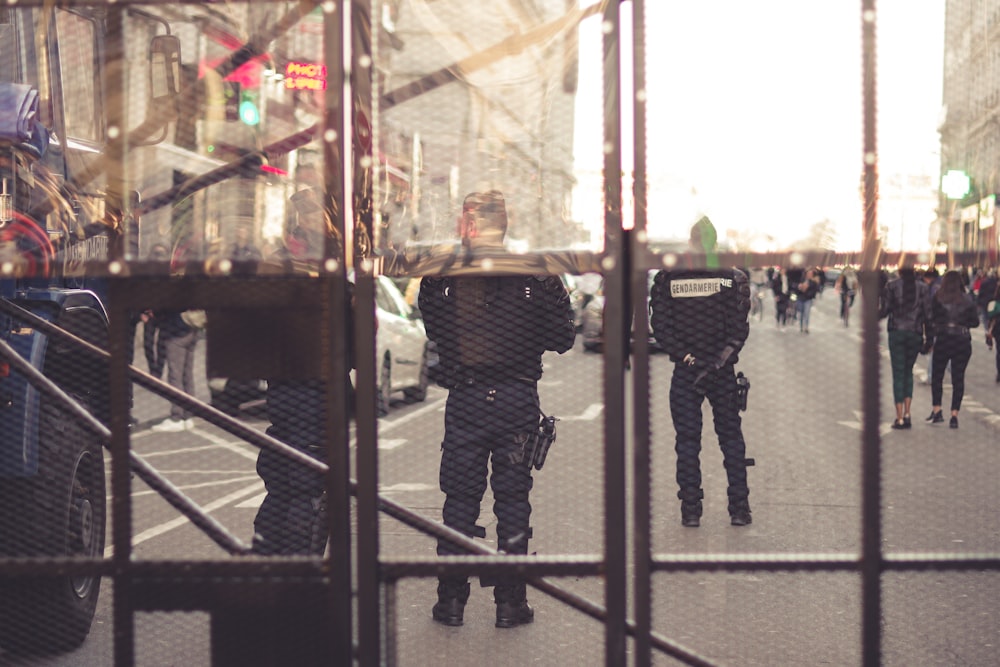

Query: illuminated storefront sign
[[979, 194, 995, 229], [285, 61, 327, 90]]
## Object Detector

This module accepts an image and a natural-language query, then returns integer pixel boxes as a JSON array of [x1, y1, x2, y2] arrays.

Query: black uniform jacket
[[419, 274, 576, 385], [649, 268, 751, 366]]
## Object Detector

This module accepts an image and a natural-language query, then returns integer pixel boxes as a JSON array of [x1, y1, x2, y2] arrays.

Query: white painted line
[[131, 476, 261, 498], [839, 410, 894, 436], [131, 444, 230, 458], [378, 396, 447, 434], [236, 492, 268, 509], [379, 439, 408, 450], [561, 403, 603, 421], [129, 470, 255, 476], [187, 426, 261, 463], [380, 483, 435, 493], [106, 481, 264, 557], [233, 481, 437, 512]]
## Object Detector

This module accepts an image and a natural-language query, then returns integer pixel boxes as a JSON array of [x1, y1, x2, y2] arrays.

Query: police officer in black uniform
[[650, 216, 753, 527], [418, 190, 576, 627], [251, 192, 354, 555]]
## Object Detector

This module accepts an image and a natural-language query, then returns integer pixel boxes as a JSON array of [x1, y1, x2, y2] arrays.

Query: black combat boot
[[494, 583, 534, 628], [681, 500, 702, 527], [678, 488, 703, 527], [728, 497, 752, 526], [432, 579, 470, 626]]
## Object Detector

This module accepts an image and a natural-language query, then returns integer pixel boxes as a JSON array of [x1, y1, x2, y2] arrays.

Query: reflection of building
[[374, 1, 585, 251], [938, 0, 1000, 259], [878, 171, 939, 252]]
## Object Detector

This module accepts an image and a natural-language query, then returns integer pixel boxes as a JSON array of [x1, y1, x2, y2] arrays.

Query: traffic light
[[222, 83, 260, 125], [224, 81, 241, 122], [238, 89, 260, 126]]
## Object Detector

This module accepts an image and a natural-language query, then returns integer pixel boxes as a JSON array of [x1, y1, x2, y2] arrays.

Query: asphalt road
[[3, 291, 999, 666]]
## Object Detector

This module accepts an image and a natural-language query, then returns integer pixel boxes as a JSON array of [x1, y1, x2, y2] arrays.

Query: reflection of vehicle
[[372, 274, 431, 415], [750, 283, 765, 321], [209, 275, 432, 416], [580, 282, 606, 352], [579, 273, 661, 353], [561, 274, 585, 331], [0, 6, 184, 654], [823, 267, 843, 287]]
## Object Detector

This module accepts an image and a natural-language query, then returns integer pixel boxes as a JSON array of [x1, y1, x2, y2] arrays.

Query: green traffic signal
[[239, 95, 260, 126]]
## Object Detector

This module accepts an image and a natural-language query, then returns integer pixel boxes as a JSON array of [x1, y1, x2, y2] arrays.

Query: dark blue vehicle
[[0, 5, 180, 653]]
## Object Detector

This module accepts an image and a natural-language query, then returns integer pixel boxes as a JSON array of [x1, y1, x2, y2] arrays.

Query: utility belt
[[451, 367, 536, 387], [941, 323, 970, 336]]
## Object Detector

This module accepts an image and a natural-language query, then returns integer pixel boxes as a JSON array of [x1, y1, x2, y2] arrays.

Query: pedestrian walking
[[879, 260, 933, 430], [985, 277, 1000, 382], [835, 266, 858, 327], [149, 310, 200, 432], [795, 268, 820, 333], [925, 270, 980, 428], [140, 309, 165, 379], [771, 267, 790, 328], [976, 268, 998, 328], [418, 190, 575, 628], [920, 268, 942, 384], [649, 216, 754, 528]]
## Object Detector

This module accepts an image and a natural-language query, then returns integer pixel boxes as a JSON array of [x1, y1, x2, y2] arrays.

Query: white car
[[372, 275, 431, 414], [208, 275, 432, 416]]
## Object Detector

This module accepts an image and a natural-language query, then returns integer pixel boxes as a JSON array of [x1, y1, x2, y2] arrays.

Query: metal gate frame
[[97, 1, 1000, 664], [1, 1, 999, 665]]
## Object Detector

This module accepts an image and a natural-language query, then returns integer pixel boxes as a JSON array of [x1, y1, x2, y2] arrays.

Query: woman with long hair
[[926, 270, 981, 428], [879, 261, 933, 429]]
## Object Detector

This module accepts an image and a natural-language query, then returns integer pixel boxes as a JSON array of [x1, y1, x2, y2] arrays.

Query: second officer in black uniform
[[419, 190, 576, 628], [650, 216, 753, 527]]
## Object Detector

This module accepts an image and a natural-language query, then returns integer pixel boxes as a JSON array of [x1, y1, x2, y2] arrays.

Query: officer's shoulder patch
[[670, 276, 732, 297]]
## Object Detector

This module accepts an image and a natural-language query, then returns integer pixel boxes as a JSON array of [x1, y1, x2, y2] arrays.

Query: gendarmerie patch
[[670, 277, 732, 298]]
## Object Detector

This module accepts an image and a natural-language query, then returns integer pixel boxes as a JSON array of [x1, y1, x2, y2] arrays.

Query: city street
[[4, 291, 999, 666]]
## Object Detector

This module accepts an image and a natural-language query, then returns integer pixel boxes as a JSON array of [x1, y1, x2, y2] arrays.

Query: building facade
[[939, 0, 1000, 260]]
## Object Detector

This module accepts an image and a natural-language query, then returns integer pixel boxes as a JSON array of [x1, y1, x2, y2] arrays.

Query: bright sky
[[572, 0, 945, 252]]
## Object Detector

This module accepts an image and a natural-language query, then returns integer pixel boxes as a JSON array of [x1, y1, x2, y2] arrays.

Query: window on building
[[56, 10, 100, 143]]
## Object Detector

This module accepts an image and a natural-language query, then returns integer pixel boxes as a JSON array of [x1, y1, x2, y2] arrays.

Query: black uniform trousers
[[669, 363, 749, 501], [253, 380, 329, 556], [437, 380, 538, 562]]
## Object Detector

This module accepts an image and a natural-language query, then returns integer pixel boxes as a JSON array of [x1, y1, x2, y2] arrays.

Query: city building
[[938, 0, 1000, 260]]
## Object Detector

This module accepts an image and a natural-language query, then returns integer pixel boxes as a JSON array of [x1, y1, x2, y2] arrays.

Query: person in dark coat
[[879, 260, 933, 429], [925, 270, 980, 428], [418, 190, 575, 628], [650, 216, 754, 528]]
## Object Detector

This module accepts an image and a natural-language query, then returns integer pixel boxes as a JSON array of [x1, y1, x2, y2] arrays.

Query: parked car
[[579, 272, 662, 353], [208, 275, 433, 416], [371, 274, 432, 414]]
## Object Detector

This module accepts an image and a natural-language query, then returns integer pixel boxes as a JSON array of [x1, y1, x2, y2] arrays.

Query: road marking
[[378, 396, 447, 433], [380, 482, 435, 492], [133, 444, 238, 458], [188, 426, 261, 463], [131, 475, 261, 497], [236, 493, 267, 509], [379, 439, 408, 450], [235, 482, 436, 510], [107, 481, 264, 556], [838, 410, 894, 436], [560, 403, 603, 421]]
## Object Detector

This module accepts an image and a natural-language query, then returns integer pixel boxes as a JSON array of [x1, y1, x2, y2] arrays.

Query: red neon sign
[[285, 61, 327, 91]]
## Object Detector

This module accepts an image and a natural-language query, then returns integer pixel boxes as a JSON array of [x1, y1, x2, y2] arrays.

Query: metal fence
[[0, 1, 997, 665]]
